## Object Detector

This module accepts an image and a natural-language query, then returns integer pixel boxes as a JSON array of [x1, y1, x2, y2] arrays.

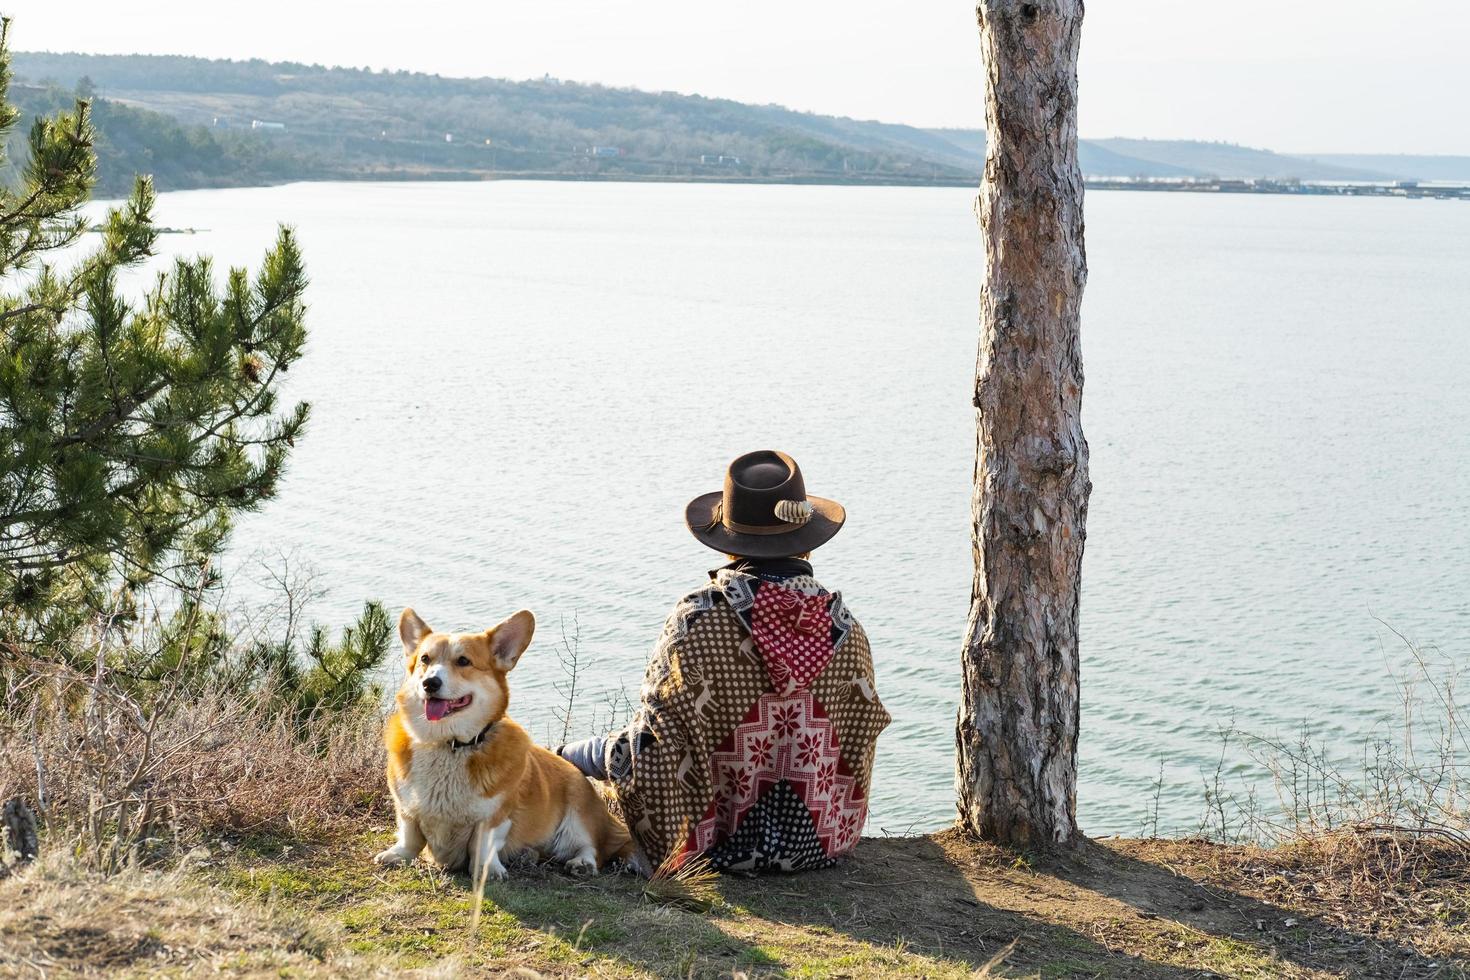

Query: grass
[[5, 825, 1467, 978]]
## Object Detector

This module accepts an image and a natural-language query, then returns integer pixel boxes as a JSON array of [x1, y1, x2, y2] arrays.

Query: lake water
[[114, 181, 1470, 836]]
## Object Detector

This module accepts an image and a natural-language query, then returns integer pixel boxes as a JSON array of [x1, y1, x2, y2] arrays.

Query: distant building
[[591, 146, 622, 157], [250, 120, 285, 131], [700, 154, 742, 165], [212, 117, 231, 129]]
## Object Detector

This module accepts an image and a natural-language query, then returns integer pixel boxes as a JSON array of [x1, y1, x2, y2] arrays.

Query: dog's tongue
[[425, 698, 450, 722]]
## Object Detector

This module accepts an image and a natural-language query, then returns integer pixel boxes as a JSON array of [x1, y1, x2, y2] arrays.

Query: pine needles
[[643, 849, 721, 912]]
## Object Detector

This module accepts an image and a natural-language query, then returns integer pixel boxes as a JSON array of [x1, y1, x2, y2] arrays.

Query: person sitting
[[557, 450, 890, 873]]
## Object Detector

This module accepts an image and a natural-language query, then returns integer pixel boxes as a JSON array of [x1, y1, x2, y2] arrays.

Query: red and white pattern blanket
[[690, 688, 868, 860], [605, 568, 890, 872]]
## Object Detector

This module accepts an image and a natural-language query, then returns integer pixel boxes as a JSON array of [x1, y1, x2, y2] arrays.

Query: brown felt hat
[[685, 450, 845, 559]]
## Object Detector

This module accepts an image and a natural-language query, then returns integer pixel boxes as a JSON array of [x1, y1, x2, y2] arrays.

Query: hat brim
[[684, 491, 846, 559]]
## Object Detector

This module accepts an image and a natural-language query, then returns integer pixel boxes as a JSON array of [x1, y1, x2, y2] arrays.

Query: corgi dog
[[373, 607, 631, 878]]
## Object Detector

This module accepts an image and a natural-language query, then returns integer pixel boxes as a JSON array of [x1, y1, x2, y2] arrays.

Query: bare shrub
[[1, 558, 391, 870], [0, 652, 387, 871], [1199, 627, 1470, 930], [551, 613, 582, 745], [545, 612, 635, 747]]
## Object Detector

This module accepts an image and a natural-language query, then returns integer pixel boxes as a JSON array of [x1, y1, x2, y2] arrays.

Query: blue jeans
[[557, 735, 608, 780]]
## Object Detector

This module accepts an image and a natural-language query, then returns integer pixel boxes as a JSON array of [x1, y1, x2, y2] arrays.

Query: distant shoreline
[[325, 169, 979, 189], [123, 169, 1470, 200], [1084, 176, 1470, 201]]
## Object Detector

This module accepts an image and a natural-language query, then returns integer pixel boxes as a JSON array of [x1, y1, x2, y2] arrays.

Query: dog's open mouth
[[425, 694, 472, 722]]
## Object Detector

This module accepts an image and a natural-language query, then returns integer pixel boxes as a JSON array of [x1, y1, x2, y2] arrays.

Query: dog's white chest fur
[[393, 746, 501, 866]]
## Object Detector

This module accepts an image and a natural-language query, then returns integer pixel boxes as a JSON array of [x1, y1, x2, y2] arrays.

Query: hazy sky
[[8, 0, 1467, 155]]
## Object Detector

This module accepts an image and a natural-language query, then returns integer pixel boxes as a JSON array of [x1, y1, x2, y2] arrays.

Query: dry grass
[[0, 654, 387, 871], [643, 850, 722, 912], [0, 847, 408, 978], [1187, 631, 1470, 952], [9, 827, 1465, 978], [1215, 833, 1470, 955]]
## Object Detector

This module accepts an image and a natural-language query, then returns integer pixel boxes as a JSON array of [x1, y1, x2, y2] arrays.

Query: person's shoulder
[[822, 588, 866, 649], [659, 579, 726, 635], [670, 580, 723, 615]]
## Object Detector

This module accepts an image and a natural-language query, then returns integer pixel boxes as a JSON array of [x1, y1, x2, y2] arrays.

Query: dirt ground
[[2, 828, 1466, 978]]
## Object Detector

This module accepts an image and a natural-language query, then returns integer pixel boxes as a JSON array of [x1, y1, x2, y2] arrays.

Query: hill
[[925, 134, 1470, 183], [1292, 153, 1470, 183], [11, 51, 984, 189], [9, 52, 1456, 193], [6, 81, 317, 196], [927, 129, 1202, 178], [1085, 138, 1402, 182]]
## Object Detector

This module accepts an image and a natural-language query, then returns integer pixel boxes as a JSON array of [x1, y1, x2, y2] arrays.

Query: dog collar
[[448, 720, 497, 752]]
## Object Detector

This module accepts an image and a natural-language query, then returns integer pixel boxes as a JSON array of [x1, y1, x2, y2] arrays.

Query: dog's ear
[[486, 609, 535, 672], [399, 608, 432, 662]]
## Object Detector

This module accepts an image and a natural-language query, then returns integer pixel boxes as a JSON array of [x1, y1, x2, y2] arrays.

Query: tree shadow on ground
[[326, 825, 1464, 977], [472, 856, 775, 977], [485, 838, 1196, 977], [715, 834, 1210, 978], [1045, 836, 1460, 979], [713, 830, 1461, 979]]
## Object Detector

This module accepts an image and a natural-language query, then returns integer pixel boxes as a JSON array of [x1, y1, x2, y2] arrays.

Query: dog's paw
[[565, 855, 598, 876], [373, 847, 413, 867]]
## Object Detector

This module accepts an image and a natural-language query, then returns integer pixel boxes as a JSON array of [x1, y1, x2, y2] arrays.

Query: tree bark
[[956, 0, 1090, 848]]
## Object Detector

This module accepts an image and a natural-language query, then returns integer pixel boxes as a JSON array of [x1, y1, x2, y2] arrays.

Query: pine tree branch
[[0, 302, 63, 324], [50, 379, 170, 452]]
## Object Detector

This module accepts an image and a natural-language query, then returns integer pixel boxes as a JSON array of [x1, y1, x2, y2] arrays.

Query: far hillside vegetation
[[11, 51, 1462, 193], [11, 52, 978, 189], [4, 79, 316, 196]]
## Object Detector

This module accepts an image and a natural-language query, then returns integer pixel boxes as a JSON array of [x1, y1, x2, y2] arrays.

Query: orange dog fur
[[373, 607, 631, 877]]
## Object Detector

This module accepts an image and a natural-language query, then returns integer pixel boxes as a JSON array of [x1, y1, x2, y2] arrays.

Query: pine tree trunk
[[956, 0, 1090, 848]]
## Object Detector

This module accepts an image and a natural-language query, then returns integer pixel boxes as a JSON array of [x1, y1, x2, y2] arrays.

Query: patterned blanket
[[605, 567, 890, 872]]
